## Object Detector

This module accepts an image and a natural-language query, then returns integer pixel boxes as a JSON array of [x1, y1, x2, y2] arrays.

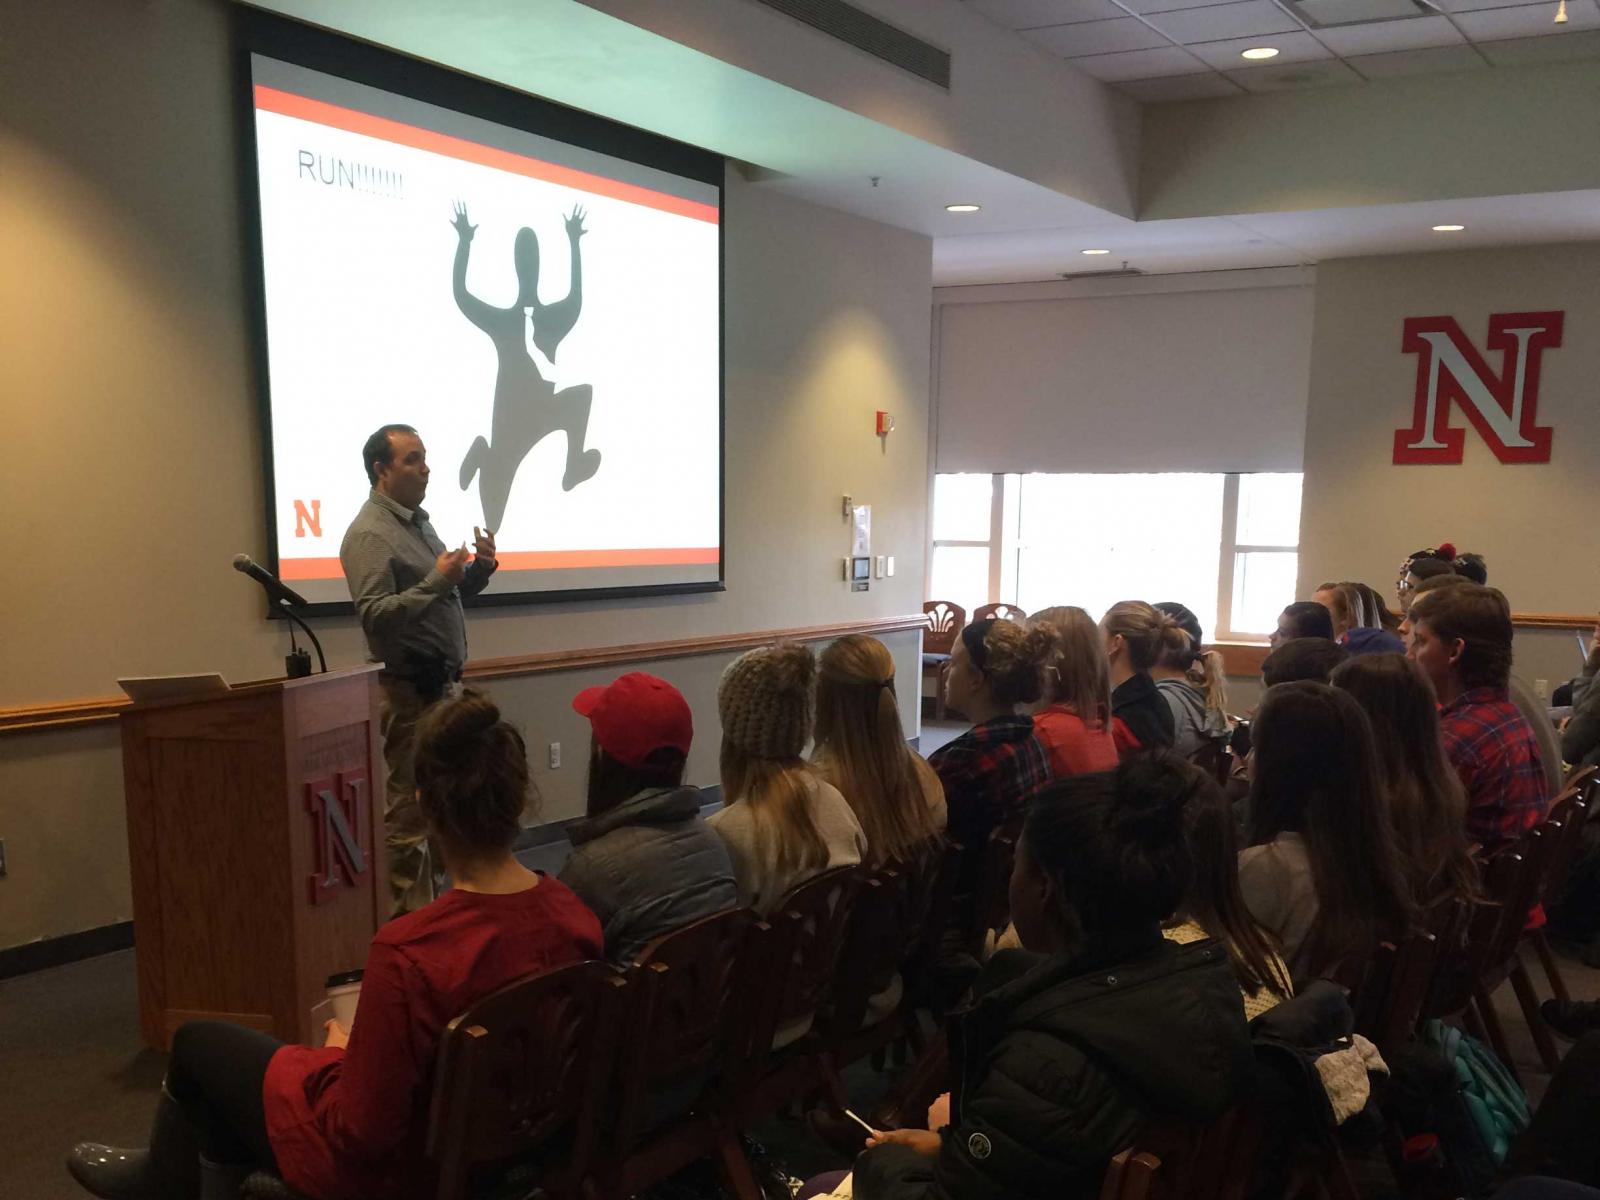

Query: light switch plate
[[886, 556, 895, 577], [874, 555, 885, 578]]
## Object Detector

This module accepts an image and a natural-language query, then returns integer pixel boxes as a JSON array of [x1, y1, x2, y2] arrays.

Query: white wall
[[0, 0, 934, 950], [934, 271, 1313, 473]]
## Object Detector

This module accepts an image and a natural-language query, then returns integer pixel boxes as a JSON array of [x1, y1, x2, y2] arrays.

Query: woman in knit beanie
[[707, 643, 866, 915]]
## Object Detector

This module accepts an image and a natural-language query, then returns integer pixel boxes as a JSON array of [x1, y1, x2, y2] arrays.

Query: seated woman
[[1024, 606, 1119, 778], [1101, 601, 1183, 756], [1330, 654, 1479, 915], [814, 634, 946, 866], [709, 643, 866, 914], [68, 690, 602, 1200], [560, 671, 739, 966], [853, 756, 1256, 1200], [1313, 581, 1405, 655], [1150, 602, 1230, 761], [1238, 681, 1414, 985]]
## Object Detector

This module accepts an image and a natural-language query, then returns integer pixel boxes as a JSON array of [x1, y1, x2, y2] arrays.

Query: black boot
[[68, 1084, 200, 1199]]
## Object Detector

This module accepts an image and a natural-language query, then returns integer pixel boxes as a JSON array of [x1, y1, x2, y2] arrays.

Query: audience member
[[709, 643, 866, 914], [1164, 766, 1293, 1020], [70, 690, 602, 1200], [1271, 600, 1335, 648], [1261, 637, 1349, 687], [1315, 581, 1398, 639], [559, 673, 738, 966], [1101, 600, 1182, 755], [1150, 601, 1230, 760], [1025, 606, 1119, 777], [1562, 621, 1600, 770], [852, 755, 1254, 1200], [930, 618, 1055, 875], [1397, 553, 1456, 614], [1453, 551, 1489, 586], [1330, 654, 1479, 912], [1408, 584, 1550, 851], [814, 635, 946, 865], [1239, 681, 1413, 984]]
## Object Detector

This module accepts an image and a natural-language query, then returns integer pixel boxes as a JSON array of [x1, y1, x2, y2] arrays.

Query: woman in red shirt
[[1026, 606, 1118, 778], [70, 690, 602, 1200]]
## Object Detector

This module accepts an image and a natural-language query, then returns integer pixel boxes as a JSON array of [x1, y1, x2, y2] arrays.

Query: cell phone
[[844, 1109, 878, 1137], [1579, 633, 1591, 665]]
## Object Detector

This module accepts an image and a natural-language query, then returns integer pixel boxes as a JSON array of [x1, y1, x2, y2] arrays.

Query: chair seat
[[921, 653, 951, 667]]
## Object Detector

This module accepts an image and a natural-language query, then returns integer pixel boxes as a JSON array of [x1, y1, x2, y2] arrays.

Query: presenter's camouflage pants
[[377, 675, 459, 916]]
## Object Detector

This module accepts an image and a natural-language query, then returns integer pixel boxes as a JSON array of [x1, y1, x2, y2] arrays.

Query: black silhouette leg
[[459, 435, 488, 492], [554, 384, 601, 491]]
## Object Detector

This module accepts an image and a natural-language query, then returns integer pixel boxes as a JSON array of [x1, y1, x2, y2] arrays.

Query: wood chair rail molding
[[0, 614, 927, 737]]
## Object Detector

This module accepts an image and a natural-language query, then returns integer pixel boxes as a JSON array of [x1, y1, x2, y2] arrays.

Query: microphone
[[232, 554, 310, 609]]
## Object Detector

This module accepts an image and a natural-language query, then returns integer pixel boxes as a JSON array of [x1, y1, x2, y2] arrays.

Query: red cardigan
[[262, 877, 602, 1200], [1031, 704, 1118, 778]]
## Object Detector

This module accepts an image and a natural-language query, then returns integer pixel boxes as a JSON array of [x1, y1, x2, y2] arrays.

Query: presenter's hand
[[450, 200, 476, 242], [323, 1019, 349, 1050], [435, 547, 469, 584], [565, 205, 587, 240], [473, 526, 497, 566], [865, 1128, 941, 1158]]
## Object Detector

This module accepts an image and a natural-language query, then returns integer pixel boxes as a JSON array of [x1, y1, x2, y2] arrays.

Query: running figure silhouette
[[450, 200, 601, 532]]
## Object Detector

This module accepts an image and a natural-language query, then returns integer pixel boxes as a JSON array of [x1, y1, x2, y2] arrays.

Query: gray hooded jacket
[[558, 785, 739, 966]]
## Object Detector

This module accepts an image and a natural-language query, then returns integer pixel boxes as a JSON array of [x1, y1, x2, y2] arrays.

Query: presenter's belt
[[382, 658, 463, 704]]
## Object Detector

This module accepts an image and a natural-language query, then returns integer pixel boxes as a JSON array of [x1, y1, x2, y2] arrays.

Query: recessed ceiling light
[[1081, 248, 1112, 255], [1241, 46, 1280, 59], [945, 203, 980, 213], [1432, 224, 1466, 232]]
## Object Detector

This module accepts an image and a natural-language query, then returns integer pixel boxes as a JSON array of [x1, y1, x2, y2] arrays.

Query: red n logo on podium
[[1393, 312, 1561, 465], [306, 770, 370, 905]]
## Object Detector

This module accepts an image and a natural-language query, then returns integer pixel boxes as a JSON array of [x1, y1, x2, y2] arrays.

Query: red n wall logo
[[306, 770, 370, 905], [1393, 311, 1562, 465], [293, 499, 322, 538]]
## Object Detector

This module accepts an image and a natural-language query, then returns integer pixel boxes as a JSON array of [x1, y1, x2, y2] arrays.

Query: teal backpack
[[1421, 1018, 1532, 1166]]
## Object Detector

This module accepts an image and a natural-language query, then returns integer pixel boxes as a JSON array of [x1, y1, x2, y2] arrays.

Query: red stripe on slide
[[254, 85, 719, 226], [279, 547, 719, 581]]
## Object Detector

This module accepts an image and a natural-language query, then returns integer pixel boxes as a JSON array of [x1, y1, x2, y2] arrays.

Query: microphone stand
[[276, 600, 328, 675]]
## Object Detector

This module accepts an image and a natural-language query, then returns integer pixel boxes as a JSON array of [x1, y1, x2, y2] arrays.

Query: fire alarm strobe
[[876, 411, 894, 436]]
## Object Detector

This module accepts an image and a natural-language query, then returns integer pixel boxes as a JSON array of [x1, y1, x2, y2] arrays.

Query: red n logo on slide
[[306, 770, 370, 905], [293, 500, 322, 538], [1392, 312, 1561, 465]]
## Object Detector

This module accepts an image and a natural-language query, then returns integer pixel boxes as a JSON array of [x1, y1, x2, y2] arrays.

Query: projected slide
[[248, 55, 722, 605]]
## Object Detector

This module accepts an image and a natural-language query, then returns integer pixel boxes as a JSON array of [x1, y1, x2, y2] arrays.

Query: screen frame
[[235, 10, 727, 618]]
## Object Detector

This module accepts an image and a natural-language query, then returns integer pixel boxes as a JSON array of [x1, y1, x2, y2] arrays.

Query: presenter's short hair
[[363, 424, 418, 485]]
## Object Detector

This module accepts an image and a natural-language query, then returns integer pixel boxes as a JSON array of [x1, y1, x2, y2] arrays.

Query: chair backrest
[[1192, 738, 1231, 787], [1107, 1105, 1261, 1200], [823, 867, 908, 1035], [611, 908, 758, 1152], [1541, 788, 1591, 908], [425, 959, 625, 1200], [972, 602, 1027, 624], [1099, 1148, 1162, 1200], [970, 821, 1021, 950], [923, 601, 967, 655], [1350, 931, 1440, 1057], [770, 865, 861, 1029], [1466, 840, 1539, 979]]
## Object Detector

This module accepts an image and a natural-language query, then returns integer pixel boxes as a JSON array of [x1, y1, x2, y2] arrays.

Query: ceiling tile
[[1433, 0, 1557, 12], [1120, 0, 1266, 14], [1068, 44, 1213, 77], [967, 0, 1129, 28], [1313, 15, 1466, 54], [1344, 42, 1490, 74], [1225, 56, 1364, 87], [1115, 70, 1249, 98], [1185, 28, 1333, 66], [1455, 0, 1599, 38], [1476, 23, 1600, 58], [1025, 16, 1176, 53], [1143, 0, 1304, 43]]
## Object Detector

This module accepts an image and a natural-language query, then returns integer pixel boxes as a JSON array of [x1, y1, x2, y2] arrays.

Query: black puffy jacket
[[855, 932, 1255, 1200]]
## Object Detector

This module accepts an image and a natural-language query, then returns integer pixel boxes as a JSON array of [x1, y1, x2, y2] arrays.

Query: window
[[928, 472, 1303, 642]]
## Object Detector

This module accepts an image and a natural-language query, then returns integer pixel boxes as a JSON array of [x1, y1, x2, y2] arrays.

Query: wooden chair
[[1192, 738, 1232, 787], [426, 960, 628, 1200], [922, 601, 966, 720], [1349, 931, 1439, 1061], [1099, 1149, 1162, 1200], [971, 602, 1027, 624], [592, 908, 769, 1200], [970, 821, 1022, 956], [1526, 774, 1594, 1006]]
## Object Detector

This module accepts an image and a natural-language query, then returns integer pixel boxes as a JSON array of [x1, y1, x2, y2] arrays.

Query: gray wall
[[0, 0, 934, 950]]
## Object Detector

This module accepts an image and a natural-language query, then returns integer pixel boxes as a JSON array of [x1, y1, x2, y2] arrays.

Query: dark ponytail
[[414, 688, 534, 852]]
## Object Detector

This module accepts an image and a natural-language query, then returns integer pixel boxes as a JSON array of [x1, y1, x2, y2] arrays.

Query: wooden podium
[[120, 665, 387, 1050]]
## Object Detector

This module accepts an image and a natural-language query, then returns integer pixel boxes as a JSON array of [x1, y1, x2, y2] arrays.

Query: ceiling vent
[[1059, 264, 1146, 281], [1286, 0, 1436, 28], [747, 0, 951, 87]]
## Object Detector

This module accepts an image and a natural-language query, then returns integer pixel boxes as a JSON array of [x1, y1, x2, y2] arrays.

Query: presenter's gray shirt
[[339, 490, 496, 679]]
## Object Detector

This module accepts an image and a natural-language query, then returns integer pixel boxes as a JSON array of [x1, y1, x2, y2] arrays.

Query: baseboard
[[0, 920, 134, 981]]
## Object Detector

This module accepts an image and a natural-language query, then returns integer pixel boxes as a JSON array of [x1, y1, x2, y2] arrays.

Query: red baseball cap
[[571, 672, 693, 769]]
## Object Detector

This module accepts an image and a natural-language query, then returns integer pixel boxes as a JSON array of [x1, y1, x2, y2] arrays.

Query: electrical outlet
[[548, 742, 561, 769], [1536, 679, 1549, 703]]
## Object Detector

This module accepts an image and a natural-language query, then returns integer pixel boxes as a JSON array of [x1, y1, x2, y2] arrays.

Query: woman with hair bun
[[1023, 607, 1119, 780], [853, 754, 1254, 1200], [1101, 601, 1183, 756], [70, 690, 602, 1200], [931, 618, 1058, 884], [1150, 602, 1230, 760]]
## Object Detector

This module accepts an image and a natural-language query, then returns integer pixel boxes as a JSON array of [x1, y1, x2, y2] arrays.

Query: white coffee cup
[[325, 969, 363, 1031]]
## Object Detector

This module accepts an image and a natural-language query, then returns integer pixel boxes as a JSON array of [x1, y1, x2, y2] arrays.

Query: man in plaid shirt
[[1408, 583, 1548, 850]]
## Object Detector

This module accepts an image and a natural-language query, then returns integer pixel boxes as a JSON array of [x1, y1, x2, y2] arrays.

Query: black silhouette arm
[[532, 206, 585, 361], [450, 201, 495, 334]]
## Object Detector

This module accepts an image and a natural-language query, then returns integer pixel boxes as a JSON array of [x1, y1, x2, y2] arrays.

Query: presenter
[[340, 424, 497, 915]]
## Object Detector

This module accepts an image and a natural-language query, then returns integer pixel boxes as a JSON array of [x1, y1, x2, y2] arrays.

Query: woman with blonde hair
[[709, 643, 866, 914], [1102, 601, 1184, 756], [1150, 602, 1230, 761], [1027, 606, 1119, 778], [814, 635, 945, 866]]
